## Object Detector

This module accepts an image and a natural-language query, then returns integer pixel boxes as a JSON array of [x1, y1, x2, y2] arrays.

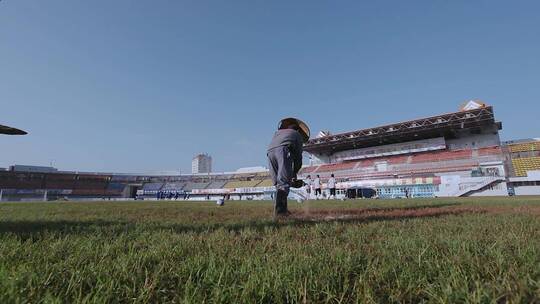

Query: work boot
[[273, 189, 289, 218]]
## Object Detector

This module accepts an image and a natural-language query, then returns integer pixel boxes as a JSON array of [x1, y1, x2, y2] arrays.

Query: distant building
[[192, 154, 212, 174]]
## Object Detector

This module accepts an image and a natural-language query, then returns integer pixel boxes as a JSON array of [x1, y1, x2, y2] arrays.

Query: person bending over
[[267, 117, 310, 217]]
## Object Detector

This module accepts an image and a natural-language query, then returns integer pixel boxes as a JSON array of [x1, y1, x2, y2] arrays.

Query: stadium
[[2, 101, 539, 202], [4, 1, 540, 301], [4, 103, 539, 303]]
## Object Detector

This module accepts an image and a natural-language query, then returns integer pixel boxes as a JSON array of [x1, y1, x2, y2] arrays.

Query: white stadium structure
[[1, 102, 540, 201]]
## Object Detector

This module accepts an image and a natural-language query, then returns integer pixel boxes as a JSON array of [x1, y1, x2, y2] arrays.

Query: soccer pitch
[[0, 198, 539, 303]]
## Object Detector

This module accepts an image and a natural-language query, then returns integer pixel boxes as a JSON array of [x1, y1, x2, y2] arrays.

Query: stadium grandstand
[[2, 102, 540, 201], [503, 138, 540, 195], [0, 167, 274, 201], [298, 102, 509, 198]]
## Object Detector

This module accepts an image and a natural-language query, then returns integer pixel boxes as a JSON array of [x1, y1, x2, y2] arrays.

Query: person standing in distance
[[328, 173, 336, 199], [305, 175, 312, 198], [267, 118, 310, 218], [314, 175, 322, 199]]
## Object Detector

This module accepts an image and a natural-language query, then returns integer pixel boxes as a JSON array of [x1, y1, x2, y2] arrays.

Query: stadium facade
[[1, 103, 540, 201]]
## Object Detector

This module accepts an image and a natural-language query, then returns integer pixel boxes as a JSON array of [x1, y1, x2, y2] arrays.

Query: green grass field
[[0, 197, 539, 303]]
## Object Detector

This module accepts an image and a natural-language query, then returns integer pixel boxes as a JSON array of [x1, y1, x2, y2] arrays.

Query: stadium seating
[[363, 158, 378, 165], [105, 190, 124, 196], [206, 181, 228, 189], [182, 182, 210, 191], [409, 164, 476, 174], [105, 182, 125, 196], [300, 150, 478, 178], [411, 149, 472, 163], [43, 174, 77, 189], [478, 146, 503, 156], [509, 142, 540, 153], [223, 180, 261, 189], [73, 175, 109, 191], [511, 157, 540, 177], [161, 182, 186, 191], [387, 155, 409, 165], [256, 179, 273, 187], [316, 161, 358, 173], [107, 182, 126, 191], [73, 182, 108, 190], [300, 166, 319, 174], [0, 172, 45, 189], [111, 175, 138, 182], [71, 189, 107, 196], [142, 183, 164, 191], [339, 163, 477, 180], [232, 173, 257, 180]]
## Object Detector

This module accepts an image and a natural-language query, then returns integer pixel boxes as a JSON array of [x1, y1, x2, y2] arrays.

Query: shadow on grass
[[0, 203, 474, 239], [302, 202, 462, 212]]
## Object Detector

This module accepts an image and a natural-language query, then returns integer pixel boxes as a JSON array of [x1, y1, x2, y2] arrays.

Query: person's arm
[[291, 133, 303, 176]]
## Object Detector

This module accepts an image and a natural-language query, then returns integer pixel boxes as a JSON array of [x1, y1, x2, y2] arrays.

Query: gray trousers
[[267, 145, 293, 194]]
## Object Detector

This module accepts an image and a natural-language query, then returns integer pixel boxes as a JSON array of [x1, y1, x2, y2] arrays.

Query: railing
[[452, 176, 504, 197]]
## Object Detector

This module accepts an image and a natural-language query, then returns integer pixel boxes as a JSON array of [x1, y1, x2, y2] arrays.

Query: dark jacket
[[267, 129, 304, 174]]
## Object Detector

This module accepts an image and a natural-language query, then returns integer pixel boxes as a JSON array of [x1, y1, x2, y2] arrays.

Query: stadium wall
[[511, 184, 540, 196], [507, 171, 540, 195], [445, 127, 501, 150]]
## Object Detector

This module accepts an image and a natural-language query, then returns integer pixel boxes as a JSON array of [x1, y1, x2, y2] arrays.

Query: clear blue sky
[[1, 1, 539, 173]]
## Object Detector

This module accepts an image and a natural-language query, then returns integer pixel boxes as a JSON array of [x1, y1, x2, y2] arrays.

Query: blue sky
[[1, 1, 539, 173]]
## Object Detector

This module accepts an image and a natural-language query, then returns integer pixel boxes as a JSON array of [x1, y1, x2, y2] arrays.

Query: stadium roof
[[503, 138, 540, 145], [304, 106, 501, 155], [0, 124, 27, 135]]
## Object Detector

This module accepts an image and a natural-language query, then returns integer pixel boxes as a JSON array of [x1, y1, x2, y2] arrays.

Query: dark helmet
[[278, 117, 310, 143]]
